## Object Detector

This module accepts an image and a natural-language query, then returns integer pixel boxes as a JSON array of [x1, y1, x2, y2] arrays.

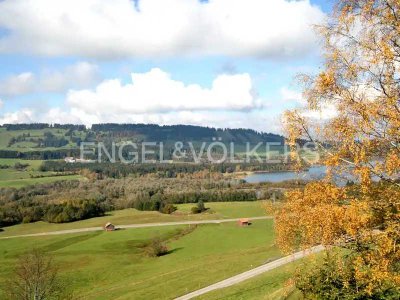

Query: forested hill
[[0, 123, 284, 159], [1, 123, 284, 143], [90, 123, 283, 143]]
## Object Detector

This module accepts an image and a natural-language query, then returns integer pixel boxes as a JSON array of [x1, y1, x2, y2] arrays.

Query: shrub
[[145, 237, 169, 257], [191, 206, 201, 214], [197, 200, 206, 212], [13, 162, 29, 170], [191, 200, 207, 214], [161, 204, 177, 214]]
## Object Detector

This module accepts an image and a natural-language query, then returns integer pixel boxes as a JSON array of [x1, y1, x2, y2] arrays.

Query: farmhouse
[[104, 222, 116, 231], [238, 218, 251, 226], [64, 157, 75, 163], [64, 157, 95, 163]]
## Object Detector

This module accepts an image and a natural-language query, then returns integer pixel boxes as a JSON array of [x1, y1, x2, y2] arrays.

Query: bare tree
[[5, 249, 69, 300]]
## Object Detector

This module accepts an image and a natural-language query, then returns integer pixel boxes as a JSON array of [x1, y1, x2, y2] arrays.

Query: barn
[[104, 222, 116, 231], [238, 218, 251, 226]]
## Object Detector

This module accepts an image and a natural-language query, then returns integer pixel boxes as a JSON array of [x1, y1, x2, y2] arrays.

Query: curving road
[[0, 216, 324, 299], [174, 245, 325, 300], [0, 216, 272, 240]]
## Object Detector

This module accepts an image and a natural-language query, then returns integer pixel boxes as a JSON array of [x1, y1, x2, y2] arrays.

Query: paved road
[[174, 245, 325, 300], [0, 216, 272, 240]]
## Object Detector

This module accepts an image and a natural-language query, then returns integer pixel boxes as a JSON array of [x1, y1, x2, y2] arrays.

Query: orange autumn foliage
[[276, 0, 400, 297]]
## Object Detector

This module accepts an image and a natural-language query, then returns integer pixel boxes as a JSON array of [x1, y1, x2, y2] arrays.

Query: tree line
[[2, 123, 86, 131], [40, 161, 297, 179], [0, 172, 266, 227]]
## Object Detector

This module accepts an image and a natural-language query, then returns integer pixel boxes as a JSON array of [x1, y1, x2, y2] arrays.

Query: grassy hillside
[[0, 201, 267, 237], [0, 219, 282, 299], [0, 158, 83, 188], [0, 127, 83, 152], [0, 123, 285, 157], [0, 174, 83, 188], [196, 262, 303, 300], [0, 158, 44, 169]]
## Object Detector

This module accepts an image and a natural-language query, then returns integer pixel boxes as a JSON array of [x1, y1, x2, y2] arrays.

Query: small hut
[[238, 218, 251, 226], [104, 222, 116, 231]]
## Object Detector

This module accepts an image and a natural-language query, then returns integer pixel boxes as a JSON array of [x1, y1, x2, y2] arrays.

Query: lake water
[[244, 165, 327, 183]]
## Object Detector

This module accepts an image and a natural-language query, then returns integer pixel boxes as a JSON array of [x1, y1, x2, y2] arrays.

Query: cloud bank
[[0, 108, 282, 133], [0, 68, 282, 131], [67, 68, 260, 114], [0, 62, 99, 96], [0, 0, 325, 59]]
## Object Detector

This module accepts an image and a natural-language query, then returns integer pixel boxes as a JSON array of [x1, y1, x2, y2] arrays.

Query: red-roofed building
[[238, 218, 251, 226]]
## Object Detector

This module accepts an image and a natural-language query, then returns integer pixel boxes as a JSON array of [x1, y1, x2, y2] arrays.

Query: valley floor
[[0, 202, 306, 299]]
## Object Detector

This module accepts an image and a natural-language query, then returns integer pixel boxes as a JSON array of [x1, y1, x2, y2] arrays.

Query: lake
[[244, 165, 327, 183]]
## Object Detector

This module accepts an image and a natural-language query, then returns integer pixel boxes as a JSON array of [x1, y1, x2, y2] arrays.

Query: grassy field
[[196, 262, 303, 300], [197, 251, 328, 300], [0, 174, 83, 188], [176, 201, 267, 218], [0, 158, 45, 169], [0, 158, 83, 188], [0, 128, 82, 151], [0, 219, 283, 299], [0, 201, 267, 237]]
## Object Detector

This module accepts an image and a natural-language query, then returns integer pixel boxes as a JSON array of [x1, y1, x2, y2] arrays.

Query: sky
[[0, 0, 334, 134]]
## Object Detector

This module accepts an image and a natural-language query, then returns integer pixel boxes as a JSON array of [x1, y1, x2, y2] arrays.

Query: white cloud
[[0, 73, 35, 96], [0, 99, 4, 110], [0, 109, 35, 124], [67, 68, 261, 114], [43, 108, 83, 124], [0, 68, 282, 131], [0, 0, 325, 59], [0, 62, 99, 96], [280, 87, 306, 105], [302, 104, 338, 120], [39, 62, 99, 93], [279, 87, 338, 120], [0, 108, 282, 133]]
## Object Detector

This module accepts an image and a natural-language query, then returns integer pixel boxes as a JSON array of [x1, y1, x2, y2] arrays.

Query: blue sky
[[0, 0, 333, 133]]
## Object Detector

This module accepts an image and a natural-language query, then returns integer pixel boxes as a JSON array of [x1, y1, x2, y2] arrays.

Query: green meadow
[[0, 219, 286, 300], [0, 158, 83, 188], [0, 128, 82, 151], [0, 201, 267, 237], [0, 156, 301, 299], [0, 174, 83, 188], [196, 262, 303, 300], [0, 158, 44, 169]]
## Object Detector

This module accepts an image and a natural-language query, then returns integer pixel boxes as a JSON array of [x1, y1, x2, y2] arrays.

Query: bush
[[145, 238, 169, 257], [295, 251, 400, 299], [191, 200, 207, 214], [197, 200, 206, 212], [161, 204, 177, 214], [191, 207, 201, 214], [13, 162, 29, 170]]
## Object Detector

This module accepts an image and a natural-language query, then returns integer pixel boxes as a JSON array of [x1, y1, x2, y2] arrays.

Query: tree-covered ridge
[[91, 123, 284, 143], [0, 123, 285, 159], [0, 123, 284, 143], [2, 123, 86, 131]]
